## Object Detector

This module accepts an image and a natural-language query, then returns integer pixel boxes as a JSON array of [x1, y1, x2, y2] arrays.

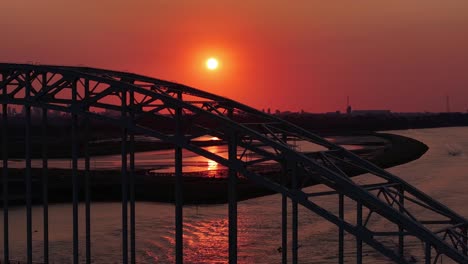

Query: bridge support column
[[292, 161, 298, 264], [84, 79, 92, 264], [121, 89, 129, 264], [71, 79, 79, 264], [281, 134, 288, 264], [357, 202, 362, 264], [2, 73, 9, 264], [281, 159, 288, 263], [463, 226, 468, 257], [25, 72, 33, 264], [228, 109, 238, 264], [281, 185, 288, 264], [129, 90, 136, 264], [425, 243, 431, 264], [175, 91, 184, 264], [42, 105, 49, 264], [398, 187, 405, 258], [339, 194, 344, 264]]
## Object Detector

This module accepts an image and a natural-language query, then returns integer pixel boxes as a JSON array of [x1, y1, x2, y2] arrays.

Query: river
[[1, 127, 467, 263]]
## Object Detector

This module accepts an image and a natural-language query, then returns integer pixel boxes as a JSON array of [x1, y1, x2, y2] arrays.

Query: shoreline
[[0, 132, 428, 205]]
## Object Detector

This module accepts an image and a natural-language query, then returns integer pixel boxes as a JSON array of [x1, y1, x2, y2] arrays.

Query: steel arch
[[0, 63, 467, 264]]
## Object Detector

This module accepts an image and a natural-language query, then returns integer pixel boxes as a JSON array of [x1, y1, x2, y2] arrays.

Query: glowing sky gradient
[[1, 1, 468, 113]]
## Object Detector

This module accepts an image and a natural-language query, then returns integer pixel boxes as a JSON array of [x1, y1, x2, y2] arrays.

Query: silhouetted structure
[[0, 63, 467, 264]]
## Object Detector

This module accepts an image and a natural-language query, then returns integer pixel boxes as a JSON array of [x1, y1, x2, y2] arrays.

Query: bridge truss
[[0, 63, 467, 263]]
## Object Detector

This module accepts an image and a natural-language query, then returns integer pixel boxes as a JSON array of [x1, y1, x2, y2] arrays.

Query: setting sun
[[206, 57, 219, 70]]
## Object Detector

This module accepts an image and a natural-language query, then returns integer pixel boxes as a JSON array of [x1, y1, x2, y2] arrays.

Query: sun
[[206, 57, 219, 70]]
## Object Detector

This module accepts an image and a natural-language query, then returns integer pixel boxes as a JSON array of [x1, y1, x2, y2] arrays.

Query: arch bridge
[[0, 63, 467, 263]]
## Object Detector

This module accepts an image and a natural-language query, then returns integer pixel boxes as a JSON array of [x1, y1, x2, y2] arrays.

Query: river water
[[1, 127, 468, 263]]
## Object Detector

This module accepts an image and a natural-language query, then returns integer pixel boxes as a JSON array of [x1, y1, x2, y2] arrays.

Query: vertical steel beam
[[281, 185, 288, 264], [281, 134, 288, 264], [42, 106, 49, 264], [84, 79, 91, 264], [121, 89, 129, 264], [175, 91, 183, 264], [463, 227, 468, 257], [25, 72, 33, 264], [292, 162, 298, 264], [398, 187, 404, 258], [129, 90, 136, 264], [357, 202, 363, 264], [425, 243, 431, 264], [2, 73, 9, 264], [71, 79, 79, 264], [228, 108, 238, 264], [339, 194, 344, 264]]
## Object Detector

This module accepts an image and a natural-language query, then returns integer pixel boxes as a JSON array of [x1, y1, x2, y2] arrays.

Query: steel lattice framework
[[0, 63, 467, 264]]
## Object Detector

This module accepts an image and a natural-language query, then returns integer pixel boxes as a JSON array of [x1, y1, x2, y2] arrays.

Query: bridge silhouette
[[0, 63, 467, 263]]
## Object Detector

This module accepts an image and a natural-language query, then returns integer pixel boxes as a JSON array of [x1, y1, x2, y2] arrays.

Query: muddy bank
[[0, 132, 427, 205]]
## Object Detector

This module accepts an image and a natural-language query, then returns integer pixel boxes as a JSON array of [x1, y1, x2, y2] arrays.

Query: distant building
[[325, 111, 341, 115], [351, 109, 391, 116]]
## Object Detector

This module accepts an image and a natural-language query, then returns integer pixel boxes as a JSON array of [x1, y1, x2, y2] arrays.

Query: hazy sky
[[1, 1, 468, 113]]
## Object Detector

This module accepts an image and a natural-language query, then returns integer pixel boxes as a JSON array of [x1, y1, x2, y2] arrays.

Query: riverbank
[[0, 132, 427, 205]]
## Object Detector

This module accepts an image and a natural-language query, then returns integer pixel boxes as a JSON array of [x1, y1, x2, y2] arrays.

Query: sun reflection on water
[[183, 219, 229, 263], [205, 145, 222, 171], [207, 159, 218, 171]]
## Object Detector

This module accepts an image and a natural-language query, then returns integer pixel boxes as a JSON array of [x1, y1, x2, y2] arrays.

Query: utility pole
[[346, 96, 352, 115]]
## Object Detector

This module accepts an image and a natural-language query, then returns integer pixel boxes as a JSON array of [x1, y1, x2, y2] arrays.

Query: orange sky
[[1, 1, 468, 113]]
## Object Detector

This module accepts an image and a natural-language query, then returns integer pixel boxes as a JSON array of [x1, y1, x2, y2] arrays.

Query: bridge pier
[[84, 79, 92, 264], [280, 133, 288, 264], [292, 161, 299, 264], [175, 91, 184, 264], [339, 194, 344, 264], [2, 72, 9, 264], [41, 104, 49, 264], [425, 243, 431, 264], [121, 89, 129, 264], [398, 188, 405, 258], [228, 108, 238, 264], [71, 79, 79, 264], [281, 166, 288, 264], [129, 89, 136, 264], [356, 202, 363, 264], [25, 72, 33, 264], [464, 226, 468, 257]]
